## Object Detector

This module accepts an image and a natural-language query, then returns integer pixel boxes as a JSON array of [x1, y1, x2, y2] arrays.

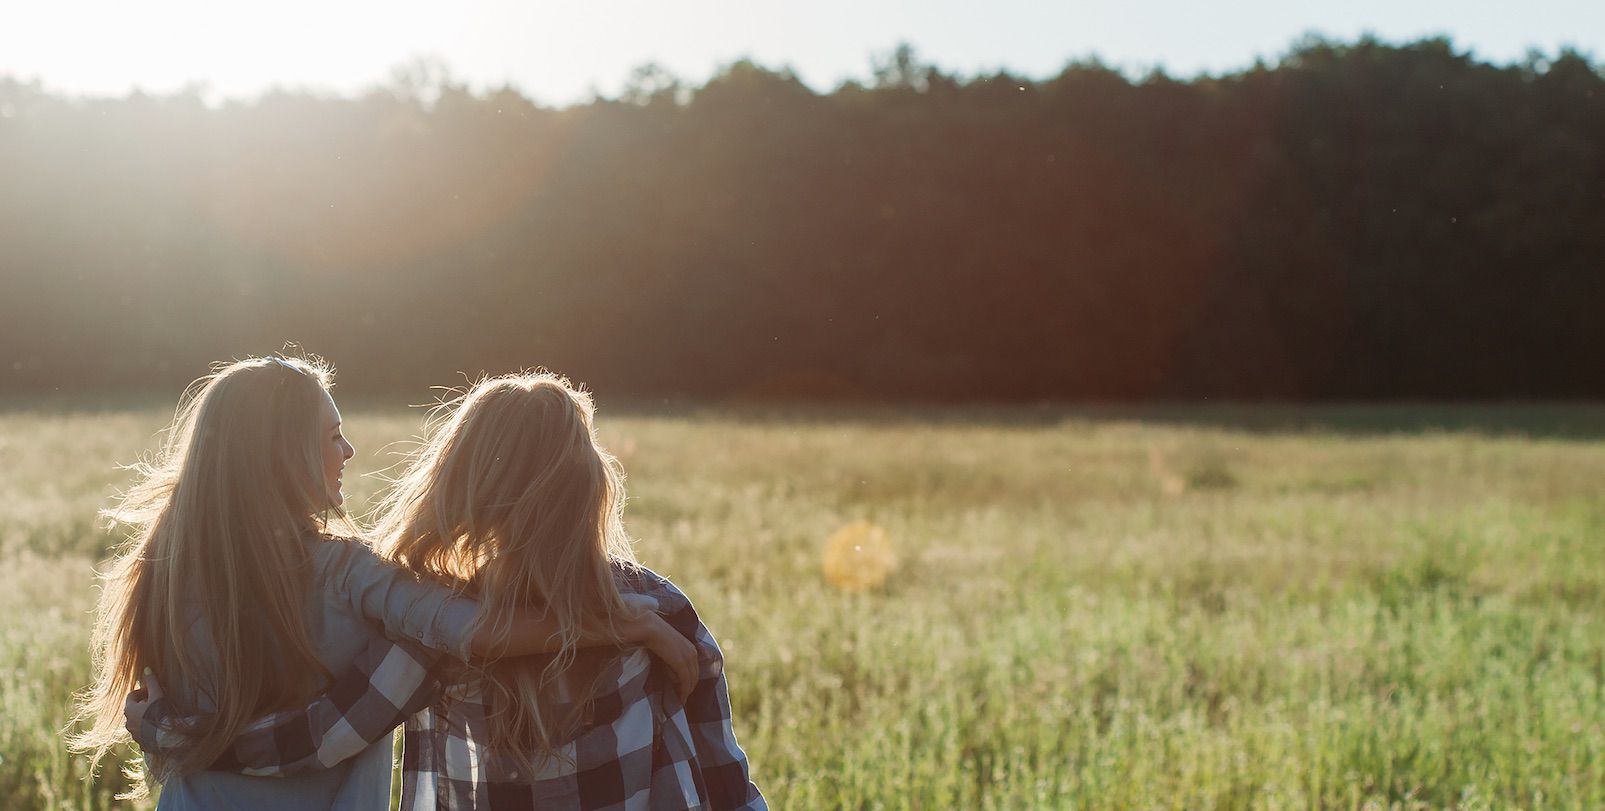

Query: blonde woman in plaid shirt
[[130, 371, 765, 809]]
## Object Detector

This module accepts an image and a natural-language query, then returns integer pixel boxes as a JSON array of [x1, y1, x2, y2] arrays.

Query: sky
[[2, 0, 1602, 105]]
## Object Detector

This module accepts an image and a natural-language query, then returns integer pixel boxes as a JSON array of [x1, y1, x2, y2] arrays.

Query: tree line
[[1, 36, 1601, 401]]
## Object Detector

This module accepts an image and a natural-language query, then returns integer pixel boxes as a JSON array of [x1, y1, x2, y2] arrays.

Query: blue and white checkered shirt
[[133, 567, 766, 811]]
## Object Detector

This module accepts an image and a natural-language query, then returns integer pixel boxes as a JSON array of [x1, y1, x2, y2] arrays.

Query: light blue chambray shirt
[[153, 538, 478, 810]]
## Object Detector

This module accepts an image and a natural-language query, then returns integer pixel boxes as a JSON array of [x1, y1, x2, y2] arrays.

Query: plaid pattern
[[131, 634, 449, 776], [132, 567, 765, 811], [401, 567, 766, 810]]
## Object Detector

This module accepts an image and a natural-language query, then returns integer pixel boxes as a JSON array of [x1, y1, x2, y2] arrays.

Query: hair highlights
[[370, 371, 637, 763], [70, 354, 351, 792]]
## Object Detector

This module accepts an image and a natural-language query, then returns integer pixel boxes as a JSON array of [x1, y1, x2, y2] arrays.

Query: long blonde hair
[[70, 355, 355, 789], [371, 371, 638, 760]]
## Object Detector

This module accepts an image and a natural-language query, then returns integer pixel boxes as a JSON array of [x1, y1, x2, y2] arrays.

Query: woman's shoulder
[[613, 562, 694, 613], [613, 561, 668, 591], [306, 533, 382, 572], [310, 531, 364, 544]]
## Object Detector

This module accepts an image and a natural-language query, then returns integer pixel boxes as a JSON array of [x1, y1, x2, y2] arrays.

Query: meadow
[[3, 402, 1605, 809]]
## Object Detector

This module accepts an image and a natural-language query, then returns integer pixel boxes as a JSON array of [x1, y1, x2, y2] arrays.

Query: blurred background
[[2, 1, 1601, 402]]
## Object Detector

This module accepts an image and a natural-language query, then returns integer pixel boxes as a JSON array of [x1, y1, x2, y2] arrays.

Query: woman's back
[[399, 567, 766, 810], [156, 538, 478, 810]]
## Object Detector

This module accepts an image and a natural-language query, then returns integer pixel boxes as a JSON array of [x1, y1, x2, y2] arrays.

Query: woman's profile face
[[318, 391, 355, 508]]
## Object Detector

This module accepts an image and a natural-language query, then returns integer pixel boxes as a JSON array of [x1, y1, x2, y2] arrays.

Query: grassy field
[[3, 402, 1605, 809]]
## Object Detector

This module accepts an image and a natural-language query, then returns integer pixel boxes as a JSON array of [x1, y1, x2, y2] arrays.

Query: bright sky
[[3, 0, 1601, 105]]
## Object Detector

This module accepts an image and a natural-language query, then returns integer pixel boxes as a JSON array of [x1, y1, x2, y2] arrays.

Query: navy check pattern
[[400, 567, 766, 810], [133, 634, 448, 776], [132, 567, 766, 810]]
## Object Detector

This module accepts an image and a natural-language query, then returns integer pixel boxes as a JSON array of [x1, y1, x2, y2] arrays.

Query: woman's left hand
[[124, 667, 164, 741], [618, 604, 698, 703]]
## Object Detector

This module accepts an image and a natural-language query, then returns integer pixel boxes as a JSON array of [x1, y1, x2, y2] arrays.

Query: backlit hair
[[370, 371, 638, 763], [70, 354, 354, 792]]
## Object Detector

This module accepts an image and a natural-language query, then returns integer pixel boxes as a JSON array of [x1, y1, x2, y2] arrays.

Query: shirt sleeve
[[129, 635, 450, 776], [639, 574, 768, 811], [318, 540, 481, 662]]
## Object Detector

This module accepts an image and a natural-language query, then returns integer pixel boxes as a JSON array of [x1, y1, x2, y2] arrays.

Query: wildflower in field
[[822, 520, 898, 592]]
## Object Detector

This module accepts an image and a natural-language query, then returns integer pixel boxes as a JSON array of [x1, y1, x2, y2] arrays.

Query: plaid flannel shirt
[[131, 633, 451, 777], [133, 567, 766, 811]]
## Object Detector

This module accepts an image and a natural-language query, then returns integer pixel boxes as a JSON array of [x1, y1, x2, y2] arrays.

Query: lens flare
[[822, 521, 898, 592]]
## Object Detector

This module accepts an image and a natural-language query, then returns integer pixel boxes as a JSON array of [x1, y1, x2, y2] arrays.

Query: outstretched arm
[[125, 604, 696, 777], [324, 541, 697, 688], [126, 635, 448, 776], [480, 599, 698, 694]]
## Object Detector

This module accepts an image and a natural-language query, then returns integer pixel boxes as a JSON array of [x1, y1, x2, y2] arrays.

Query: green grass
[[3, 404, 1605, 809]]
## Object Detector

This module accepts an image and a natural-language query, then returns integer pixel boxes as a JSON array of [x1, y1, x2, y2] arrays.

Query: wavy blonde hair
[[370, 371, 638, 762], [69, 355, 355, 791]]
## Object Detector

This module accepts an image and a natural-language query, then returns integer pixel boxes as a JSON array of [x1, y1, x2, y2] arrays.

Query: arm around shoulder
[[319, 539, 481, 661]]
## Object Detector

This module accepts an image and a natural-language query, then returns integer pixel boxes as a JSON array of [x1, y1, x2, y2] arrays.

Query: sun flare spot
[[822, 521, 898, 592]]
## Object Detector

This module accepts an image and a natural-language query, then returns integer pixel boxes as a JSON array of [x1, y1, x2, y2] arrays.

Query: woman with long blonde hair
[[129, 371, 765, 808], [372, 372, 650, 759], [73, 356, 696, 808]]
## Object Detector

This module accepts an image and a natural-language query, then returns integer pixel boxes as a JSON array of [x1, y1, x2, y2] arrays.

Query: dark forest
[[2, 36, 1601, 400]]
